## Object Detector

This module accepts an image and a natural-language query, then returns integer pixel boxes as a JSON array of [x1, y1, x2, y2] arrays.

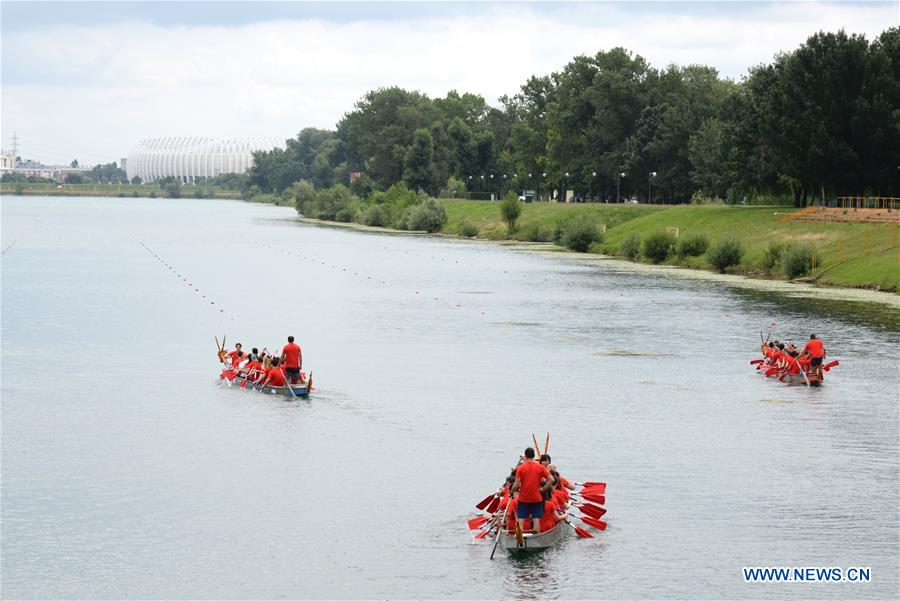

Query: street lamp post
[[648, 171, 657, 204], [541, 172, 546, 202], [480, 174, 484, 194], [617, 172, 626, 203], [502, 173, 507, 198], [590, 171, 596, 202], [490, 173, 495, 200], [563, 172, 569, 202]]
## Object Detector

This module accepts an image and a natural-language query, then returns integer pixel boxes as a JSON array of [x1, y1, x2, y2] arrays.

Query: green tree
[[499, 192, 522, 233], [403, 128, 436, 193]]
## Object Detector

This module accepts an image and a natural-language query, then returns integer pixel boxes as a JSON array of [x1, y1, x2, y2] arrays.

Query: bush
[[313, 184, 356, 221], [761, 241, 785, 271], [163, 181, 182, 198], [361, 204, 386, 227], [708, 236, 744, 272], [458, 221, 479, 237], [556, 215, 602, 252], [132, 191, 138, 197], [781, 243, 813, 278], [521, 223, 556, 242], [619, 233, 641, 260], [405, 198, 447, 232], [117, 192, 125, 198], [290, 180, 316, 215], [675, 232, 709, 257], [439, 176, 467, 199], [14, 184, 24, 195], [499, 192, 522, 233], [643, 231, 675, 263], [66, 173, 84, 184], [148, 190, 157, 198]]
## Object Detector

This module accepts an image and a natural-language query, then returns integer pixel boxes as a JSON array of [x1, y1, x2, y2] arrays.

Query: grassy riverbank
[[438, 200, 900, 292], [0, 182, 242, 199]]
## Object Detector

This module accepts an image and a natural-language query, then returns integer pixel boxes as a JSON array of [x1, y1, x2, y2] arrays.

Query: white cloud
[[1, 2, 893, 164]]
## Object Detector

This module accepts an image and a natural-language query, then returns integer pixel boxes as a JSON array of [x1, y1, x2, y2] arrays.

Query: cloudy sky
[[1, 1, 895, 165]]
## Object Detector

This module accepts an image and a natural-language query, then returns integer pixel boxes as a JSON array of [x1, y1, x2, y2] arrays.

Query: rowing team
[[475, 447, 606, 537], [218, 336, 306, 388], [759, 333, 827, 379]]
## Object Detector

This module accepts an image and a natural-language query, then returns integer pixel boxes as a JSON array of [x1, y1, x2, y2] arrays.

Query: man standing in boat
[[513, 447, 553, 533], [281, 336, 303, 385], [802, 334, 826, 380]]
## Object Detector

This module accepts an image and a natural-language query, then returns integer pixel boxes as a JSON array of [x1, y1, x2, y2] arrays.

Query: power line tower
[[11, 132, 20, 157]]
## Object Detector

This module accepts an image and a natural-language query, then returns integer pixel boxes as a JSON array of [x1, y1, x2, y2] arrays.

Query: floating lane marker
[[138, 241, 231, 319], [1, 240, 17, 256]]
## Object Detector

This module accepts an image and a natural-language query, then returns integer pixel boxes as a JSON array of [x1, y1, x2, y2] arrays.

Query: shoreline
[[292, 215, 900, 308]]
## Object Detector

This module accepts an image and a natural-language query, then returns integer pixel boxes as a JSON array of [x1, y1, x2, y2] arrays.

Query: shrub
[[499, 192, 522, 233], [761, 241, 785, 271], [708, 236, 744, 272], [458, 221, 479, 237], [619, 233, 641, 260], [522, 223, 556, 242], [556, 215, 602, 252], [643, 231, 675, 263], [312, 184, 355, 221], [148, 190, 157, 198], [290, 180, 316, 215], [362, 204, 386, 227], [163, 181, 182, 198], [131, 191, 138, 198], [675, 232, 709, 257], [781, 243, 813, 278], [439, 176, 467, 199], [117, 192, 125, 198], [405, 198, 447, 232]]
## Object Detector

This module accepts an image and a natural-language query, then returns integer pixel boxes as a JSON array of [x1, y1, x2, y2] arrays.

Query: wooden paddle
[[490, 500, 514, 559]]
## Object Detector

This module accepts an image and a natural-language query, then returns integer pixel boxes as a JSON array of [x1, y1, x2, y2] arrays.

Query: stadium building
[[126, 137, 284, 183]]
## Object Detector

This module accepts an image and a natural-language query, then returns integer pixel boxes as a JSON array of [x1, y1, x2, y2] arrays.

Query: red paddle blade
[[823, 360, 839, 371], [574, 525, 594, 538], [582, 516, 608, 530], [467, 516, 489, 530], [577, 503, 606, 519], [580, 483, 606, 494], [475, 494, 494, 510], [474, 529, 491, 539], [750, 359, 764, 365], [486, 496, 501, 514], [581, 494, 605, 505]]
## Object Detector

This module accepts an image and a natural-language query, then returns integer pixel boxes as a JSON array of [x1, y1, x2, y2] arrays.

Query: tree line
[[247, 28, 898, 207]]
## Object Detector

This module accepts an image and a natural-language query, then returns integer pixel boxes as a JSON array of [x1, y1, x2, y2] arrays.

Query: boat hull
[[226, 374, 311, 398], [500, 523, 564, 552]]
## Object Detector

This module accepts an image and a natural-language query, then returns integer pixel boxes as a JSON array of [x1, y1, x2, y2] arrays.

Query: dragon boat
[[499, 522, 565, 553]]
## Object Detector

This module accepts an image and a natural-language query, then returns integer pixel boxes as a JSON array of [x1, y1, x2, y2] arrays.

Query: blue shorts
[[516, 501, 544, 519]]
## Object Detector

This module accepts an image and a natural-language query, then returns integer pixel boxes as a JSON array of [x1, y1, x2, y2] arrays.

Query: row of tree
[[248, 28, 899, 206]]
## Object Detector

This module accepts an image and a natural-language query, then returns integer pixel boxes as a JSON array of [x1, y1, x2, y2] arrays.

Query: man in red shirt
[[225, 343, 245, 368], [513, 447, 552, 533], [241, 357, 263, 384], [261, 357, 286, 388], [802, 334, 826, 379], [281, 336, 303, 384]]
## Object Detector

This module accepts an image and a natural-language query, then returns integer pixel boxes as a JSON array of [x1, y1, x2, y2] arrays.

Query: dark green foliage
[[619, 233, 642, 259], [310, 184, 355, 221], [708, 237, 744, 272], [499, 192, 522, 233], [762, 241, 786, 271], [361, 204, 386, 227], [521, 223, 556, 242], [781, 244, 813, 278], [405, 198, 447, 232], [290, 180, 317, 215], [556, 215, 602, 252], [642, 231, 675, 263], [148, 190, 157, 198], [458, 221, 479, 237], [65, 173, 84, 184], [675, 232, 709, 257], [164, 181, 181, 198], [131, 176, 142, 185]]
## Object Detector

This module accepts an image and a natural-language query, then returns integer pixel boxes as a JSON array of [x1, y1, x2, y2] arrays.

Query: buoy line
[[138, 241, 233, 320]]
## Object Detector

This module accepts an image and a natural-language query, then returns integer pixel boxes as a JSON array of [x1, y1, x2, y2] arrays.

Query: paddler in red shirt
[[280, 335, 303, 384], [541, 454, 576, 491], [225, 343, 246, 369], [513, 447, 553, 533], [261, 357, 286, 387], [802, 334, 826, 379]]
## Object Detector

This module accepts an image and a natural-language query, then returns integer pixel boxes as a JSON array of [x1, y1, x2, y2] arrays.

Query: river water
[[2, 196, 898, 599]]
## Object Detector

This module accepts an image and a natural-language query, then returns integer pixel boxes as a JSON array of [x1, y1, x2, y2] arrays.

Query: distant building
[[126, 137, 284, 183], [0, 151, 16, 170]]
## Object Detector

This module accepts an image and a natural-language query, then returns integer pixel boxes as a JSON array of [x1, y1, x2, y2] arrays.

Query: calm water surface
[[2, 197, 898, 599]]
